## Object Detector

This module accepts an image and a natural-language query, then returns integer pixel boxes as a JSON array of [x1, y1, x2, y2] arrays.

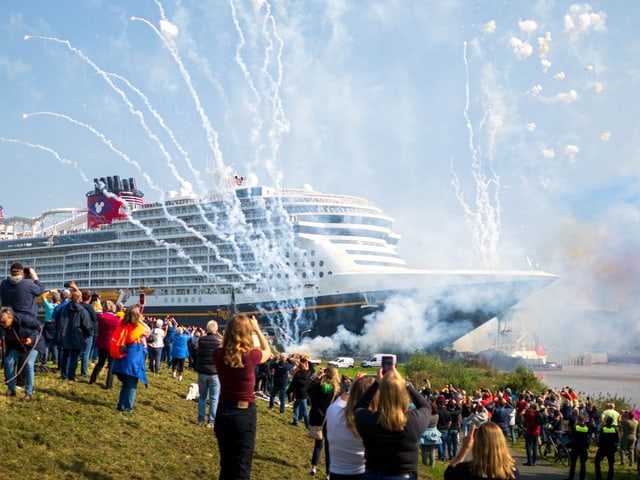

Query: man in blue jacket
[[0, 262, 45, 321]]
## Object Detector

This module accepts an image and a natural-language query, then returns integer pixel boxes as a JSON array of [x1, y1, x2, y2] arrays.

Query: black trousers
[[214, 401, 257, 480], [594, 448, 615, 480]]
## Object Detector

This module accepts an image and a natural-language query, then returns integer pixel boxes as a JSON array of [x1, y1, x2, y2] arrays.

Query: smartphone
[[139, 293, 146, 306], [381, 355, 394, 374]]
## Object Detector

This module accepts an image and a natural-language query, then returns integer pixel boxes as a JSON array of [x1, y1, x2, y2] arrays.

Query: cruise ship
[[0, 174, 556, 343]]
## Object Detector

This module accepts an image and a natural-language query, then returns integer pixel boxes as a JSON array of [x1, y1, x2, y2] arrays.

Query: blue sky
[[1, 1, 638, 354]]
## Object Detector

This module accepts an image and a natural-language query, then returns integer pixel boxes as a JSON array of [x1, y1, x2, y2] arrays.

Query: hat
[[156, 319, 163, 328]]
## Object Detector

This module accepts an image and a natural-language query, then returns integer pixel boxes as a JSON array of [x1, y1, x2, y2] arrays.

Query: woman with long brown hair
[[212, 314, 271, 480], [326, 374, 378, 479], [353, 365, 431, 480], [445, 421, 521, 480], [111, 305, 150, 413]]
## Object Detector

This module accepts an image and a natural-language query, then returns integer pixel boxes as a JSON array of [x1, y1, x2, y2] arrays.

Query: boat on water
[[0, 174, 556, 344]]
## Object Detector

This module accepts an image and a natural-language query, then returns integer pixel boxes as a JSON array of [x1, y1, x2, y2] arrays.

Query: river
[[535, 362, 640, 409]]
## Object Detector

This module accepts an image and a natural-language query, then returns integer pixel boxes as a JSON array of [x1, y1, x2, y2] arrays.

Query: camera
[[64, 281, 72, 288], [23, 267, 32, 279]]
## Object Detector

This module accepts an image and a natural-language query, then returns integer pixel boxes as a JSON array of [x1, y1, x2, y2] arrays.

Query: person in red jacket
[[523, 403, 543, 466], [89, 300, 121, 389]]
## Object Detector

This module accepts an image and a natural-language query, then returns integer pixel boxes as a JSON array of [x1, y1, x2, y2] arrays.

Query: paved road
[[511, 450, 575, 480]]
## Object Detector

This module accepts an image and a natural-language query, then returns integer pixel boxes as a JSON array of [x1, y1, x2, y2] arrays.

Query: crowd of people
[[2, 263, 640, 480]]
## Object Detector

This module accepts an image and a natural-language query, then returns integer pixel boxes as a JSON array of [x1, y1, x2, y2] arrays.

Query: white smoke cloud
[[160, 19, 179, 39], [600, 132, 611, 141], [553, 71, 566, 80], [483, 20, 497, 34], [563, 4, 607, 37], [594, 82, 603, 93], [527, 84, 542, 96], [537, 37, 550, 56], [541, 148, 556, 159], [543, 89, 579, 103], [518, 19, 538, 34], [564, 144, 580, 161], [526, 122, 537, 132], [541, 58, 552, 72], [301, 295, 474, 356], [509, 37, 533, 59]]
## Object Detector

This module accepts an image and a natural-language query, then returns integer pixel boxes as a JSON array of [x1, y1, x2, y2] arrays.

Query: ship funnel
[[86, 174, 144, 229]]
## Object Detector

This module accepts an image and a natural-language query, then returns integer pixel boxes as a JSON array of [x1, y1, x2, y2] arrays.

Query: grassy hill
[[2, 363, 638, 480]]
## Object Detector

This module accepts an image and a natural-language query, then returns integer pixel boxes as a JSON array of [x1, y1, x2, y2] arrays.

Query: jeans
[[90, 334, 99, 361], [311, 437, 324, 466], [61, 348, 82, 380], [89, 349, 114, 388], [269, 385, 287, 412], [80, 336, 93, 377], [437, 429, 448, 460], [525, 434, 539, 465], [5, 348, 38, 395], [214, 401, 257, 480], [117, 374, 139, 413], [164, 342, 173, 367], [148, 346, 162, 374], [294, 398, 310, 427], [44, 339, 59, 364], [446, 430, 459, 460], [198, 373, 220, 424], [420, 444, 437, 466]]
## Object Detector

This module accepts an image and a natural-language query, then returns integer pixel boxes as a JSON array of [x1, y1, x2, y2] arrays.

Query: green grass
[[2, 365, 639, 480]]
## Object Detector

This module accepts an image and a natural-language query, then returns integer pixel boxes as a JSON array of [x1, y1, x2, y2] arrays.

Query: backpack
[[109, 324, 129, 359], [148, 329, 157, 345]]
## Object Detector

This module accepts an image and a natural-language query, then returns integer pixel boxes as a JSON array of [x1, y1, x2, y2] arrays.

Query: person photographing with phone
[[445, 422, 521, 480], [212, 314, 272, 480], [353, 361, 431, 480]]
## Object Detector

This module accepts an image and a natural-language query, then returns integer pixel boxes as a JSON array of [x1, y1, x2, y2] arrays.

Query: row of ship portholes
[[162, 297, 203, 304]]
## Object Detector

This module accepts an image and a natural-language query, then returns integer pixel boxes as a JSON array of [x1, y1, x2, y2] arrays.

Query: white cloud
[[526, 122, 537, 132], [509, 37, 533, 59], [594, 82, 603, 93], [553, 71, 566, 80], [600, 132, 611, 141]]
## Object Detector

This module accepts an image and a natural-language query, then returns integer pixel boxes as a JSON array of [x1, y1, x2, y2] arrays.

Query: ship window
[[310, 250, 315, 256], [319, 260, 324, 267], [319, 272, 324, 278]]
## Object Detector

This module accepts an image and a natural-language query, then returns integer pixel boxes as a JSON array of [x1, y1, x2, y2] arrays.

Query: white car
[[328, 357, 355, 368]]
